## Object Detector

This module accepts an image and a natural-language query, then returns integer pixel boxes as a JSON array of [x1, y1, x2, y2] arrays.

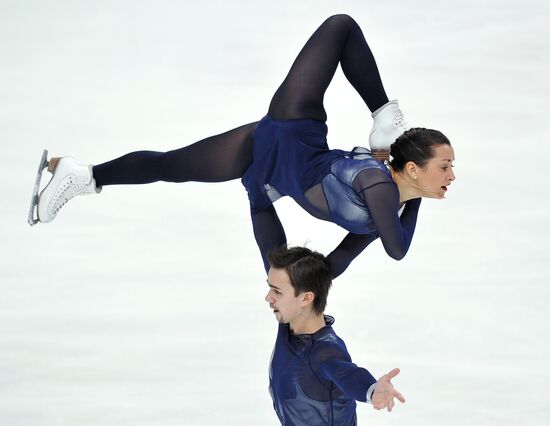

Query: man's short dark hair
[[267, 245, 332, 314]]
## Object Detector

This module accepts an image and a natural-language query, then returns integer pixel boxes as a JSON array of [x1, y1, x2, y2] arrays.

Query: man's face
[[265, 267, 306, 324]]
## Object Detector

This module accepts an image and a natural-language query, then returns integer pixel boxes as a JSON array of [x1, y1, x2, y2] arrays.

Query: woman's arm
[[361, 184, 420, 260], [353, 169, 421, 260], [250, 205, 287, 273], [326, 232, 378, 278]]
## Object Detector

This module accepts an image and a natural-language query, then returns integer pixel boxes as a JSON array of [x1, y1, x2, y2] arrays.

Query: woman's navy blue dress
[[242, 115, 392, 235]]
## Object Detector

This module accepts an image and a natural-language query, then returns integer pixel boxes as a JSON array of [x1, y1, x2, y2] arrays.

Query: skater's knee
[[323, 14, 359, 32]]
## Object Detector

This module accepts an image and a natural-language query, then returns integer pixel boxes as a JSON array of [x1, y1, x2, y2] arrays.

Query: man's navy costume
[[269, 316, 377, 425]]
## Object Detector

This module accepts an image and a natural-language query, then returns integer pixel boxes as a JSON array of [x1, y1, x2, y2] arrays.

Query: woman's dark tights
[[92, 15, 389, 274], [94, 15, 387, 186]]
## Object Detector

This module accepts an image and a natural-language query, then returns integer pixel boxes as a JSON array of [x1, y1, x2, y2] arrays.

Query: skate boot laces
[[49, 173, 91, 217], [392, 104, 409, 130]]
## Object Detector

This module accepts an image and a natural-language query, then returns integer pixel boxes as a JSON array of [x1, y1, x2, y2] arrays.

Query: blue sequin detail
[[322, 147, 391, 235]]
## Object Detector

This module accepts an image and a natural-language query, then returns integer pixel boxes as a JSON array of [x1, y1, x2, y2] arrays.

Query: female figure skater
[[31, 14, 455, 278]]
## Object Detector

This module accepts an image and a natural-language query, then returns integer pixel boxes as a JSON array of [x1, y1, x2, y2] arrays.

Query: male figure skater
[[265, 246, 405, 425]]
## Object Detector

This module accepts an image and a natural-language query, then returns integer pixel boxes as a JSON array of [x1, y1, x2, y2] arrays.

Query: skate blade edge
[[27, 149, 49, 226]]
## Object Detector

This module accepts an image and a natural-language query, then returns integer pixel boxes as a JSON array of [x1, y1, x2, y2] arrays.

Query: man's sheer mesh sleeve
[[310, 343, 377, 403]]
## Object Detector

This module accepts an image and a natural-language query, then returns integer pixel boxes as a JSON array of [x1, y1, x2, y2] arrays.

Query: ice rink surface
[[1, 0, 549, 424]]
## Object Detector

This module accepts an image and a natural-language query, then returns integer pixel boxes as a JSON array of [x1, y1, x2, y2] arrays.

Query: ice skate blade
[[27, 149, 49, 226]]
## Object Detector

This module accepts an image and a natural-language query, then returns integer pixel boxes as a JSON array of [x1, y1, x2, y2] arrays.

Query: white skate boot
[[35, 155, 101, 224], [369, 100, 410, 161]]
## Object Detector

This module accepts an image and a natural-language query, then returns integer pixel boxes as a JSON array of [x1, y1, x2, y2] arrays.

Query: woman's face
[[415, 144, 456, 199]]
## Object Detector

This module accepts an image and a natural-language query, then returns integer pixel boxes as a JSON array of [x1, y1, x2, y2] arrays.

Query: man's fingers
[[387, 398, 394, 412], [394, 390, 406, 403], [386, 368, 400, 379]]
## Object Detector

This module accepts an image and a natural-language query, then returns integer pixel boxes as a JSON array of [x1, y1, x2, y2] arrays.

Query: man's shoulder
[[310, 329, 350, 362]]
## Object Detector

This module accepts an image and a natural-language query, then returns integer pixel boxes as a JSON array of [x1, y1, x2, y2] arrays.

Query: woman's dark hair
[[267, 245, 332, 315], [389, 127, 451, 171]]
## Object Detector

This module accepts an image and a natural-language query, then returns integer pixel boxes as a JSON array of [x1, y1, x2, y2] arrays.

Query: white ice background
[[1, 0, 549, 425]]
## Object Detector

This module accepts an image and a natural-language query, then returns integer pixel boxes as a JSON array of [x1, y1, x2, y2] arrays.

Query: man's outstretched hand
[[372, 368, 406, 412]]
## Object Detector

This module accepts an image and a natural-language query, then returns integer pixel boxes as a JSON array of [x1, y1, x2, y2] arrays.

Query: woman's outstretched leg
[[93, 122, 257, 186], [268, 14, 389, 121], [37, 121, 258, 223]]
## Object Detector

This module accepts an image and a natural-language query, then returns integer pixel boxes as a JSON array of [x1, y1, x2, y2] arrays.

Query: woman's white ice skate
[[27, 150, 101, 225], [369, 100, 410, 162]]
